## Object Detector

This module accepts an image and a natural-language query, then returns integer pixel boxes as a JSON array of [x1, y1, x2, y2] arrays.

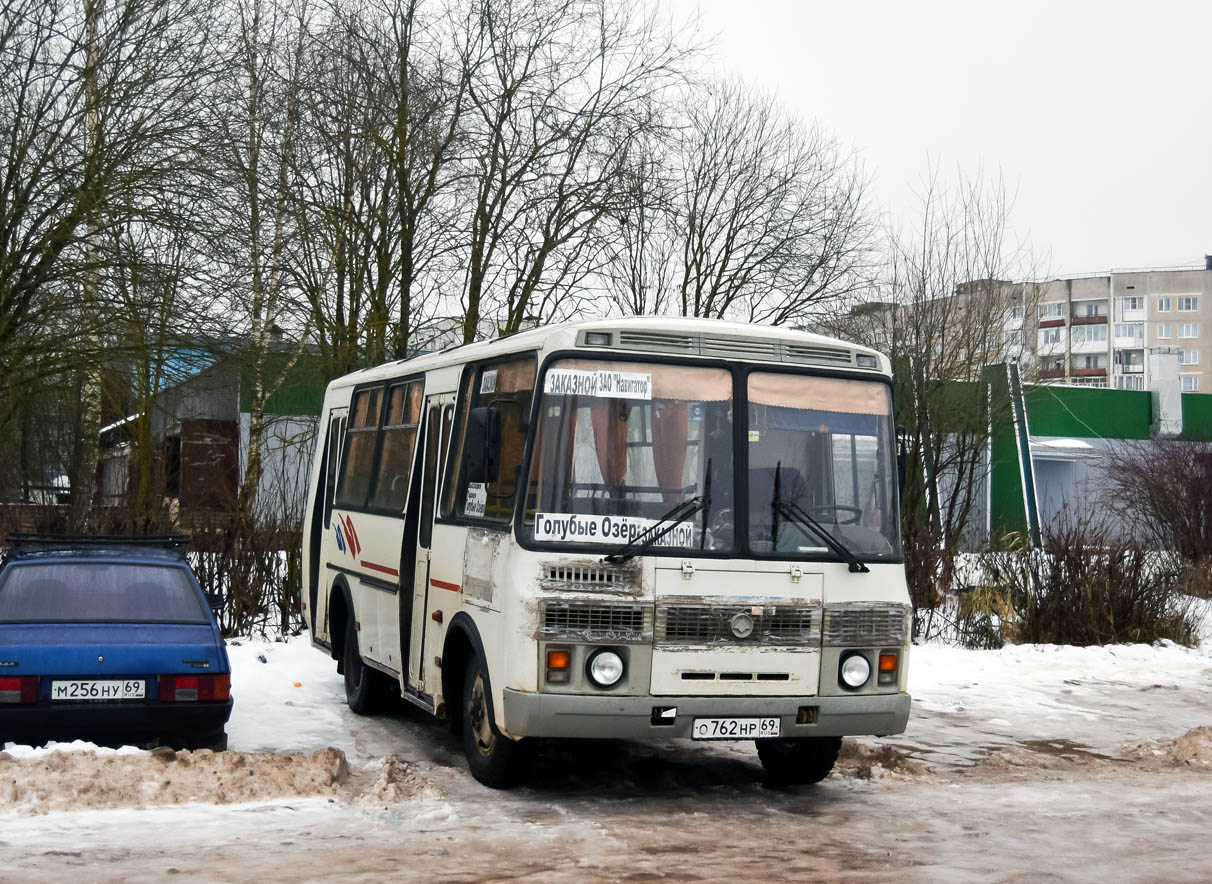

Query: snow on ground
[[2, 624, 1212, 881]]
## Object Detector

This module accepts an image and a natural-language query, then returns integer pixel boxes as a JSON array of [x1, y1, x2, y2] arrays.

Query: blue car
[[0, 535, 232, 750]]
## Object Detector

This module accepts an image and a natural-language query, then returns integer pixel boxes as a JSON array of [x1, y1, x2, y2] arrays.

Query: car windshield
[[747, 373, 900, 560], [0, 562, 210, 623], [523, 359, 734, 552]]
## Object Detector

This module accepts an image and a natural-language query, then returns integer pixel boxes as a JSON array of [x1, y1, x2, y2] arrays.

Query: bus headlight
[[839, 652, 871, 690], [586, 649, 625, 688]]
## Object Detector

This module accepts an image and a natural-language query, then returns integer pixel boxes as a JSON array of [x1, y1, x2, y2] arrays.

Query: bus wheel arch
[[441, 614, 484, 735], [328, 579, 353, 674]]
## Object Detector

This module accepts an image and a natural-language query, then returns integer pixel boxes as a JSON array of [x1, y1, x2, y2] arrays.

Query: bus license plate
[[51, 679, 145, 702], [691, 717, 780, 740]]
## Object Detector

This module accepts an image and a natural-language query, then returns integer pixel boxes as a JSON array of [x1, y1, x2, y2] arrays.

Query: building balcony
[[1038, 318, 1066, 329], [1039, 369, 1066, 379], [1071, 314, 1108, 325], [1071, 367, 1108, 378], [1116, 364, 1145, 374]]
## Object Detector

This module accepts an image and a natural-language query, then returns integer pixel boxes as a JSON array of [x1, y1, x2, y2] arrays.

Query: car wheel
[[343, 617, 384, 714], [462, 657, 527, 788], [755, 736, 842, 785]]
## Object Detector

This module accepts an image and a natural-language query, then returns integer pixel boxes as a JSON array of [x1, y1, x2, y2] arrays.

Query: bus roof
[[324, 316, 888, 392]]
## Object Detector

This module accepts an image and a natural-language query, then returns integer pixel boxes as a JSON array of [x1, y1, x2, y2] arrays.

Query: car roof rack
[[3, 534, 192, 560]]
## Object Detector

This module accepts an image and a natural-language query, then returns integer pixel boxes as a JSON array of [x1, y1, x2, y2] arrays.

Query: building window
[[1040, 303, 1064, 320], [1071, 325, 1108, 344], [1122, 296, 1143, 312], [1082, 302, 1104, 318], [1040, 328, 1062, 345], [1078, 354, 1106, 370], [1158, 324, 1171, 339], [1115, 375, 1145, 391], [1178, 296, 1199, 311], [1157, 297, 1171, 312], [1114, 323, 1143, 338], [1010, 305, 1024, 320], [1179, 323, 1198, 338], [1179, 350, 1200, 365], [1182, 376, 1200, 392]]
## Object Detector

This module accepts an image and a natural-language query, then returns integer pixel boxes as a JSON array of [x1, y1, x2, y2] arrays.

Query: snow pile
[[357, 756, 444, 806], [0, 746, 348, 815]]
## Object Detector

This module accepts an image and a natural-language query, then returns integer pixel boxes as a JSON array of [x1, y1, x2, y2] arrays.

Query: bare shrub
[[190, 515, 302, 638], [1104, 441, 1212, 564], [981, 513, 1197, 647]]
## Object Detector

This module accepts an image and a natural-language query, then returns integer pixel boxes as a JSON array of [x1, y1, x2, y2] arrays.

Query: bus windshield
[[524, 359, 735, 553], [747, 372, 900, 560], [522, 359, 901, 562]]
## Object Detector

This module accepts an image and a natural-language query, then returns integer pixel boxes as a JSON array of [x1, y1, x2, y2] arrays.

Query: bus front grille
[[654, 604, 820, 646], [540, 600, 652, 643], [822, 603, 910, 647]]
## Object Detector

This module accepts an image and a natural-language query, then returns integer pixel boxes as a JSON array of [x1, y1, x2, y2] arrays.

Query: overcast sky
[[677, 0, 1212, 277]]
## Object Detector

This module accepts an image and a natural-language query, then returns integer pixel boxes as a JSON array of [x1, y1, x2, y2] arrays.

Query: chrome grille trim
[[540, 600, 652, 643], [540, 563, 636, 593], [822, 603, 910, 647], [654, 603, 821, 646]]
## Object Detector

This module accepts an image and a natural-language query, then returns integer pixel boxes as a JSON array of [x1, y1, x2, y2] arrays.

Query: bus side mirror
[[895, 426, 907, 495], [465, 406, 502, 484]]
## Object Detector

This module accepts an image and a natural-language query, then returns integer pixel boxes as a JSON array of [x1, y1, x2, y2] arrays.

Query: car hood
[[0, 623, 228, 676]]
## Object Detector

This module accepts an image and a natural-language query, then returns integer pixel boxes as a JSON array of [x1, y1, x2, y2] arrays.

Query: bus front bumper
[[500, 689, 911, 740]]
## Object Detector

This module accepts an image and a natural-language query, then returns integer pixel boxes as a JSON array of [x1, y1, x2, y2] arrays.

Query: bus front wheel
[[462, 658, 528, 788], [755, 736, 842, 785]]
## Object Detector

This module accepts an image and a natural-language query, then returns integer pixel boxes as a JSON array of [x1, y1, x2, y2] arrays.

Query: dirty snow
[[3, 614, 1212, 882]]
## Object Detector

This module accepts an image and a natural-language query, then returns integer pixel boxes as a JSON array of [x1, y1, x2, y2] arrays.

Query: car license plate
[[691, 717, 781, 740], [51, 679, 146, 702]]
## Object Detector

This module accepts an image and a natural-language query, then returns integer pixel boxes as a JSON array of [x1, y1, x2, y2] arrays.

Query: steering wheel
[[710, 507, 734, 536], [807, 504, 862, 525]]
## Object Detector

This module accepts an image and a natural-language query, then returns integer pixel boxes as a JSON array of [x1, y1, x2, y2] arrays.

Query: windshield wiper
[[770, 463, 870, 573], [603, 462, 712, 565]]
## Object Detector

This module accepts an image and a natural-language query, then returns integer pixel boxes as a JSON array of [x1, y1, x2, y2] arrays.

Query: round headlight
[[839, 653, 871, 689], [587, 649, 625, 687]]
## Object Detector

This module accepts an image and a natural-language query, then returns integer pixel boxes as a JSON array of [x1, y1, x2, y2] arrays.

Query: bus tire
[[462, 656, 527, 788], [755, 736, 842, 785], [343, 617, 383, 715]]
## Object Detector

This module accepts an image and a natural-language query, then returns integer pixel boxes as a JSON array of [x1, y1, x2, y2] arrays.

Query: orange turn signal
[[547, 649, 571, 670], [878, 653, 898, 672]]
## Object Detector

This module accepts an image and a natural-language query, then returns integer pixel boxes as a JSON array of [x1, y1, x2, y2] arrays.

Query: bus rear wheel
[[462, 658, 528, 788], [755, 736, 842, 785], [343, 618, 385, 714]]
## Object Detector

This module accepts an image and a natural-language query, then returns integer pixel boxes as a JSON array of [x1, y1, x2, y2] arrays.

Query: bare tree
[[453, 0, 692, 342], [826, 167, 1043, 625], [0, 0, 219, 517], [605, 79, 874, 325]]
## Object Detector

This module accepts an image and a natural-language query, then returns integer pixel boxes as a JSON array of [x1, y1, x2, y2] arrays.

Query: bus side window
[[441, 354, 536, 523], [368, 380, 424, 512], [323, 415, 346, 528], [418, 405, 442, 549], [335, 386, 384, 509]]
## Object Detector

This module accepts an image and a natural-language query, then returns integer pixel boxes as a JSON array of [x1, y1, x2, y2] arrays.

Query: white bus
[[301, 317, 910, 787]]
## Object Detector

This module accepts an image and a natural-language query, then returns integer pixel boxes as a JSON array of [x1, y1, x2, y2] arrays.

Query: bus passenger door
[[311, 409, 346, 640], [406, 395, 454, 690]]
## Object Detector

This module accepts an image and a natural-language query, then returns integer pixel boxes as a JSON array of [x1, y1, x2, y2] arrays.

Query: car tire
[[462, 657, 527, 788], [755, 736, 842, 785], [343, 617, 385, 715]]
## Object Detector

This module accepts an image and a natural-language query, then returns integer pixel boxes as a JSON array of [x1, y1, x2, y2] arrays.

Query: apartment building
[[1033, 258, 1211, 392]]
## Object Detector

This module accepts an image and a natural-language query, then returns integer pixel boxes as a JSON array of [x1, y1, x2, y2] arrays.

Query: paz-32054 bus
[[301, 318, 910, 787]]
